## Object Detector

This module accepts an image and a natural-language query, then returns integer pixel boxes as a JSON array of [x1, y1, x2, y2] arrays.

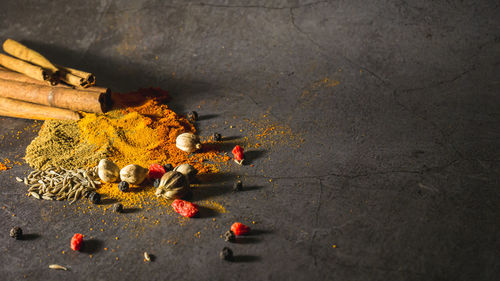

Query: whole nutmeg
[[98, 159, 120, 183], [155, 171, 189, 199], [176, 132, 202, 153], [173, 163, 198, 182], [120, 164, 148, 185]]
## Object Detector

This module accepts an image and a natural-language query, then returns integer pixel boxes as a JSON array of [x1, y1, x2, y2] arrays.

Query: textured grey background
[[0, 0, 499, 280]]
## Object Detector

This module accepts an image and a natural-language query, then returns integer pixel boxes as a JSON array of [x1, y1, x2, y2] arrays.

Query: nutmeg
[[155, 171, 190, 199], [119, 164, 148, 185], [176, 132, 202, 153], [97, 159, 120, 183]]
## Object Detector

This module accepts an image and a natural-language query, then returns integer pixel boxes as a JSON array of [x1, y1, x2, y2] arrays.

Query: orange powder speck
[[0, 159, 11, 171]]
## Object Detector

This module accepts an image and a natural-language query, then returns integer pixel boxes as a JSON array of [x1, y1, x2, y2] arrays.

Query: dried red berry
[[70, 233, 83, 251], [230, 222, 250, 236], [171, 199, 199, 218], [148, 164, 166, 179], [232, 145, 244, 165]]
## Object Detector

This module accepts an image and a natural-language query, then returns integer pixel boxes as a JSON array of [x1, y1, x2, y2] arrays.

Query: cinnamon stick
[[57, 65, 95, 88], [0, 53, 50, 83], [0, 78, 110, 113], [3, 39, 59, 74], [0, 97, 80, 120], [0, 67, 109, 94]]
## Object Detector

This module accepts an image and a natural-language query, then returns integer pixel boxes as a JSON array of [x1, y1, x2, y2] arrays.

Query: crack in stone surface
[[111, 0, 329, 14]]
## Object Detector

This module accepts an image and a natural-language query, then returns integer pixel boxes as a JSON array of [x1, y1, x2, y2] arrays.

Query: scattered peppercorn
[[9, 226, 22, 240], [153, 178, 161, 188], [112, 203, 123, 213], [163, 164, 173, 172], [89, 192, 101, 204], [213, 133, 222, 142], [233, 180, 243, 192], [220, 247, 233, 261], [231, 222, 251, 235], [187, 111, 198, 122], [118, 181, 129, 192], [224, 230, 235, 242], [70, 233, 83, 251]]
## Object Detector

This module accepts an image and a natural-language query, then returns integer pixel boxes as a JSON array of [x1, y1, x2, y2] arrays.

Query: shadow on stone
[[100, 198, 118, 205], [222, 135, 242, 141], [250, 229, 273, 235], [80, 239, 103, 254], [198, 114, 219, 121], [196, 205, 218, 218], [244, 150, 266, 165], [22, 233, 40, 240], [123, 207, 141, 214], [196, 172, 236, 184], [233, 255, 261, 263], [234, 237, 260, 244], [191, 183, 232, 201]]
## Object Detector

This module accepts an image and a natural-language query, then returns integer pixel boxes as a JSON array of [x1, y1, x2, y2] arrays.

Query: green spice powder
[[24, 120, 106, 169]]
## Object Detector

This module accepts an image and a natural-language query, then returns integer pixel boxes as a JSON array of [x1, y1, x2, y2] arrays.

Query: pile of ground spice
[[25, 88, 230, 207]]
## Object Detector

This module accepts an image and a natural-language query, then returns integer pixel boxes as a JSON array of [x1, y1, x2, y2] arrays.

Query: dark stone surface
[[0, 1, 499, 280]]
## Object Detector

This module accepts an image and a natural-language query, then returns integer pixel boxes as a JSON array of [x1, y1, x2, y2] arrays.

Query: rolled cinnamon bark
[[0, 97, 80, 120], [3, 39, 59, 74], [0, 67, 109, 93], [0, 78, 110, 113], [0, 54, 49, 83], [57, 65, 95, 88]]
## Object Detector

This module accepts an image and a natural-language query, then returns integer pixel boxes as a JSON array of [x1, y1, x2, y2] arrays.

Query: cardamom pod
[[175, 132, 202, 153], [120, 164, 148, 185], [97, 159, 120, 183], [173, 163, 198, 182], [155, 171, 189, 199]]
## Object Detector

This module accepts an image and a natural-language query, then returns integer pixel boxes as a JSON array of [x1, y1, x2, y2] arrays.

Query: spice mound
[[25, 89, 227, 171], [24, 88, 230, 207]]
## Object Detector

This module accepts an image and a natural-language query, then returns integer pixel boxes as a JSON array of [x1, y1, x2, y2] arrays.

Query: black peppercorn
[[112, 203, 123, 213], [224, 230, 235, 242], [10, 226, 22, 240], [213, 133, 222, 142], [163, 164, 173, 172], [89, 192, 101, 204], [118, 181, 129, 192], [220, 247, 233, 261], [233, 180, 243, 192], [187, 111, 198, 122]]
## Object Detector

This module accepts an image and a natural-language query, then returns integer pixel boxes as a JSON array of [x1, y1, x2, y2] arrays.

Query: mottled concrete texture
[[0, 1, 499, 280]]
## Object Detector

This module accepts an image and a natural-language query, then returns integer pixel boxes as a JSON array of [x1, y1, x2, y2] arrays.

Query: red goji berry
[[232, 145, 244, 165], [230, 222, 250, 236], [171, 199, 199, 218], [148, 163, 166, 179], [70, 233, 83, 251]]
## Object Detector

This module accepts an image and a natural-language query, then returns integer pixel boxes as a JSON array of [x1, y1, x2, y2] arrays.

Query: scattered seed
[[25, 167, 99, 203], [49, 264, 68, 271], [42, 195, 54, 201], [30, 192, 41, 199], [15, 177, 23, 182], [144, 252, 151, 262]]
